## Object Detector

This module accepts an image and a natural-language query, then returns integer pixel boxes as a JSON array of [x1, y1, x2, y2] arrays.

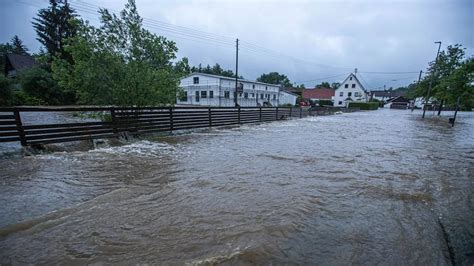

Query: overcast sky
[[1, 0, 472, 89]]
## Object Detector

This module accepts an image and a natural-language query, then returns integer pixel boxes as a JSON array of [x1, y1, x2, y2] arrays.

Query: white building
[[177, 73, 281, 107], [279, 90, 298, 106], [333, 73, 369, 107]]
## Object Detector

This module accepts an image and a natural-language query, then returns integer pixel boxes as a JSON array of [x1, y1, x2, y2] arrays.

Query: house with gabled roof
[[302, 88, 335, 102], [333, 73, 369, 107], [4, 53, 39, 77]]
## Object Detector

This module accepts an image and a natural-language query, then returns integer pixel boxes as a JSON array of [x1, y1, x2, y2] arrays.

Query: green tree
[[0, 75, 13, 106], [33, 0, 78, 63], [315, 82, 330, 88], [52, 0, 184, 107], [410, 44, 473, 110], [330, 82, 340, 89], [19, 66, 70, 105], [257, 72, 292, 87], [190, 63, 238, 78], [10, 35, 29, 55], [0, 43, 13, 74]]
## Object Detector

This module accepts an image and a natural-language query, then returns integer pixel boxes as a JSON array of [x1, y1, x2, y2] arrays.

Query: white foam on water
[[90, 140, 177, 158]]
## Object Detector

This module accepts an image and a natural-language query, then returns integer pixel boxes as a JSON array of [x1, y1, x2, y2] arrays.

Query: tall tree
[[10, 35, 29, 55], [257, 72, 292, 87], [52, 0, 185, 106], [330, 82, 340, 89], [33, 0, 78, 63], [315, 82, 331, 88]]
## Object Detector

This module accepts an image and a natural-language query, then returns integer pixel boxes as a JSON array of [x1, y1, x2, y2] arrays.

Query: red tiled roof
[[302, 88, 335, 100]]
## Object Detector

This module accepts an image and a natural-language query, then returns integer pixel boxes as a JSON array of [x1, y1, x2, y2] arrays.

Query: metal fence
[[0, 106, 310, 146]]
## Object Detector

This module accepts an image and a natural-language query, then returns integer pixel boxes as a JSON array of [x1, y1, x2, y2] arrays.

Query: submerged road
[[0, 109, 473, 264]]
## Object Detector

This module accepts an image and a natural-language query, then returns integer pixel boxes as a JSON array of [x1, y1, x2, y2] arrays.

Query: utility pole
[[412, 70, 423, 112], [234, 38, 239, 107], [422, 41, 442, 119]]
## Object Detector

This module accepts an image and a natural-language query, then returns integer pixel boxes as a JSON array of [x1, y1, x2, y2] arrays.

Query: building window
[[348, 92, 352, 97], [340, 92, 343, 97], [265, 86, 268, 90], [244, 92, 248, 98], [224, 91, 230, 98], [355, 92, 360, 97], [201, 91, 207, 98], [193, 77, 199, 84], [195, 91, 200, 102], [252, 84, 255, 89], [338, 101, 342, 105], [352, 84, 356, 88], [239, 93, 242, 97], [350, 77, 352, 80], [209, 91, 214, 98], [273, 94, 276, 100], [252, 93, 255, 98], [180, 91, 188, 101], [344, 84, 348, 88], [260, 94, 264, 99]]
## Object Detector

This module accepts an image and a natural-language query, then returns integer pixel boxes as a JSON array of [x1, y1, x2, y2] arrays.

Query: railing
[[0, 106, 310, 146]]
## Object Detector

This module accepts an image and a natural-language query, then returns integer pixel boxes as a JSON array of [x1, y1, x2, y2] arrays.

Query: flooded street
[[0, 109, 473, 265]]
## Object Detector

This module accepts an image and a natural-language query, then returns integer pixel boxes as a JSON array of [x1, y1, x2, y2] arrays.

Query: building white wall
[[177, 73, 281, 107], [279, 91, 297, 106], [333, 73, 368, 107]]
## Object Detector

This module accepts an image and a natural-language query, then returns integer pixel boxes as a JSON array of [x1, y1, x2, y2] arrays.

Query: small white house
[[177, 73, 281, 107], [279, 90, 297, 106], [333, 73, 369, 107]]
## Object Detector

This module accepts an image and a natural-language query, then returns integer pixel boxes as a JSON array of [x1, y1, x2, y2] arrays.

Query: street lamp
[[422, 41, 442, 119]]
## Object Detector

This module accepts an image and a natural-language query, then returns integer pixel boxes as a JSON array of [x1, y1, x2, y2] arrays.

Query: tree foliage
[[257, 72, 292, 87], [409, 44, 473, 110], [190, 63, 240, 78], [33, 0, 78, 63], [52, 0, 184, 107], [19, 66, 72, 105], [315, 82, 331, 88], [10, 35, 29, 55]]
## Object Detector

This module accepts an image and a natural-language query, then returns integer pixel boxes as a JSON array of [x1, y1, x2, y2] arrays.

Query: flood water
[[0, 109, 473, 265]]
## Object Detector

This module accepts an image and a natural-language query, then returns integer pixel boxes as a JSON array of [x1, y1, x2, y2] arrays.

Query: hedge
[[348, 102, 379, 110]]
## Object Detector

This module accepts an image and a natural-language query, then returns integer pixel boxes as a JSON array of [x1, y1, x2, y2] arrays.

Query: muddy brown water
[[0, 109, 473, 265]]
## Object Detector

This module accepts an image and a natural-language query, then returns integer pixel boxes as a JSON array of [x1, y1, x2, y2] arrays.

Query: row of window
[[344, 83, 356, 88], [192, 77, 274, 91], [180, 90, 277, 102], [339, 91, 361, 97]]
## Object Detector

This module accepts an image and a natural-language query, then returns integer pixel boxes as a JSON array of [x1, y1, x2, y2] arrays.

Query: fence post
[[276, 107, 279, 120], [300, 108, 303, 118], [259, 107, 262, 122], [289, 107, 292, 118], [208, 107, 212, 127], [110, 108, 118, 135], [238, 107, 241, 124], [169, 107, 174, 131], [13, 109, 27, 146]]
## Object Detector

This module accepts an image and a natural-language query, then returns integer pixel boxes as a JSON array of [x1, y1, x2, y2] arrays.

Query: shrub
[[348, 102, 379, 110], [318, 100, 333, 106], [0, 75, 13, 106]]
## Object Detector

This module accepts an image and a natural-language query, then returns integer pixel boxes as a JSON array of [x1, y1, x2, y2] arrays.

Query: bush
[[0, 75, 13, 106], [19, 66, 72, 105], [348, 102, 379, 110], [318, 100, 333, 106]]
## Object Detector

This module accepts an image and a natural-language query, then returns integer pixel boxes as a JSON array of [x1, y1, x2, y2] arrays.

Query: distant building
[[4, 53, 39, 77], [370, 90, 404, 102], [279, 90, 298, 106], [302, 88, 335, 103], [386, 96, 410, 109], [177, 73, 280, 107], [333, 73, 369, 107]]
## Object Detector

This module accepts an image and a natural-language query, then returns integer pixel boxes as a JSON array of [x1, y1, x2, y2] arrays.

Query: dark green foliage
[[318, 99, 333, 106], [315, 82, 330, 88], [52, 0, 184, 107], [32, 0, 78, 63], [18, 66, 71, 105], [10, 35, 29, 55], [190, 63, 240, 78], [257, 72, 292, 87], [331, 82, 340, 89], [348, 102, 379, 110], [409, 44, 473, 110], [0, 75, 13, 106]]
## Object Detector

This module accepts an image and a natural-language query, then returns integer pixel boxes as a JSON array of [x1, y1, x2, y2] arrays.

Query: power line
[[295, 73, 349, 84]]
